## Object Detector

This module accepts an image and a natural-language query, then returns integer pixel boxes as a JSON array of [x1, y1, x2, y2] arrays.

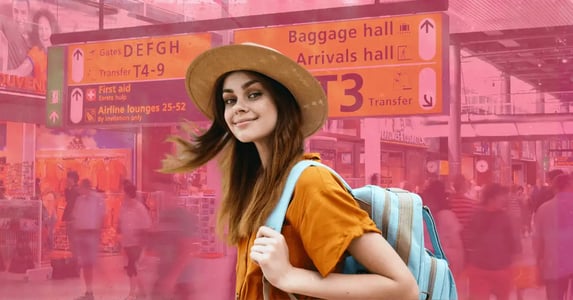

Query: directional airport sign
[[46, 47, 65, 128], [235, 13, 449, 117], [48, 33, 212, 128]]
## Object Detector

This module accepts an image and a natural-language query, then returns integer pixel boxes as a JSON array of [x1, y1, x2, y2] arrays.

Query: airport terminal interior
[[0, 0, 572, 299]]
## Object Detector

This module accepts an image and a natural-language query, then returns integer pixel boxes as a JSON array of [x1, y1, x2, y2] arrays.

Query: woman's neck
[[255, 141, 271, 169]]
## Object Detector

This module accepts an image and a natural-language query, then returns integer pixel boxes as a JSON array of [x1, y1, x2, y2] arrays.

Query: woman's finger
[[256, 225, 280, 238], [252, 236, 275, 246], [250, 244, 273, 264], [250, 244, 268, 254], [250, 250, 263, 265]]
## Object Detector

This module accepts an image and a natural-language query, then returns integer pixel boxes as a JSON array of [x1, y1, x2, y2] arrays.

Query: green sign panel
[[46, 47, 65, 128]]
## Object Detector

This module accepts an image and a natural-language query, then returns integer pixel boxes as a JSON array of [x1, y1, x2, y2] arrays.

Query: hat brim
[[185, 44, 327, 137]]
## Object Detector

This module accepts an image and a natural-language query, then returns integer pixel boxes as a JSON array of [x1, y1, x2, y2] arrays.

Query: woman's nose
[[232, 97, 249, 114]]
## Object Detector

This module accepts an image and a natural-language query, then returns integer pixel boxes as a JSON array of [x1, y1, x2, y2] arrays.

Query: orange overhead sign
[[234, 13, 448, 118], [66, 34, 212, 85]]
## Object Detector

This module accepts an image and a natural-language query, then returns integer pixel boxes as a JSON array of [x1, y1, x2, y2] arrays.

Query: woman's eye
[[223, 98, 236, 105], [248, 92, 262, 99]]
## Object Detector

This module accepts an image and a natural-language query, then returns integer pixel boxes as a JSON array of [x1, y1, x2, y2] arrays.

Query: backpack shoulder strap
[[422, 206, 447, 260], [265, 160, 352, 232]]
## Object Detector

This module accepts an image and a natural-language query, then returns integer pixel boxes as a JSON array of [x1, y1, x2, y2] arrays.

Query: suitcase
[[50, 257, 79, 279]]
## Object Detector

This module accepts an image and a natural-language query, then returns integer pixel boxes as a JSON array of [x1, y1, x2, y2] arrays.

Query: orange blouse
[[235, 164, 380, 299], [28, 46, 47, 83]]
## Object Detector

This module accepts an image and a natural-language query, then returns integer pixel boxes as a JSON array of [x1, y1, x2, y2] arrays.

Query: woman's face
[[222, 71, 278, 147], [37, 16, 52, 48]]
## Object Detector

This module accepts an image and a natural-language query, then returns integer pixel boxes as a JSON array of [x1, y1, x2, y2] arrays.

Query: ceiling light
[[562, 58, 569, 63]]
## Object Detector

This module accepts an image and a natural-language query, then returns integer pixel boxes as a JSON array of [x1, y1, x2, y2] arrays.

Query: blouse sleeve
[[286, 166, 380, 277]]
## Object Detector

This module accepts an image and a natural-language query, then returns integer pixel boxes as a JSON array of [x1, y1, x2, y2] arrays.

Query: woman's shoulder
[[296, 164, 344, 191], [289, 164, 363, 221]]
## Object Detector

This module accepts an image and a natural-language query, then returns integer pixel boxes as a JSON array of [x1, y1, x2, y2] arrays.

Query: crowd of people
[[60, 171, 199, 300], [418, 169, 573, 300]]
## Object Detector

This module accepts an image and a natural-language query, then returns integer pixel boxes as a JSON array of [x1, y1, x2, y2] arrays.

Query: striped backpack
[[266, 160, 458, 300]]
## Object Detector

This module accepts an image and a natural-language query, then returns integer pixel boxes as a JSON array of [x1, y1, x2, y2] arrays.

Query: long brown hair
[[162, 71, 305, 244]]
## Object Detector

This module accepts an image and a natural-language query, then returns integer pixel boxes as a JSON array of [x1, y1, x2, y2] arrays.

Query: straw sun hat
[[185, 43, 328, 137]]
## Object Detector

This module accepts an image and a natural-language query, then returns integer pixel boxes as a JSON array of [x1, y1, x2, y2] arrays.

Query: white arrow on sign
[[70, 88, 84, 124], [418, 18, 436, 61], [71, 48, 84, 83], [49, 111, 59, 124], [418, 68, 436, 110]]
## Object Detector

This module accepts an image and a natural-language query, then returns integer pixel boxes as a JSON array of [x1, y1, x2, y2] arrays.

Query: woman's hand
[[250, 226, 294, 290]]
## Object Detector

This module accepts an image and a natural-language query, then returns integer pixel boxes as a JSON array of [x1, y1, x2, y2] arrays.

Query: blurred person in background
[[533, 173, 573, 300], [72, 179, 106, 300], [41, 189, 57, 252], [449, 175, 479, 242], [530, 169, 565, 215], [448, 175, 478, 299], [0, 179, 6, 199], [464, 183, 521, 300], [63, 171, 80, 264], [147, 181, 199, 300], [521, 184, 534, 237], [422, 179, 465, 297], [118, 180, 152, 300], [507, 185, 525, 238], [467, 179, 482, 201]]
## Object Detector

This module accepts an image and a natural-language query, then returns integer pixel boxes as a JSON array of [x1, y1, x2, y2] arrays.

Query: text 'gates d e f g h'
[[46, 34, 212, 128]]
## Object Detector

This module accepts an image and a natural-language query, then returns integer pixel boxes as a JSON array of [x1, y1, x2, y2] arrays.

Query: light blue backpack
[[266, 160, 458, 300]]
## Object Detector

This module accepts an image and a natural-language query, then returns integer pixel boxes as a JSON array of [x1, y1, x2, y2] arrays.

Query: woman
[[7, 9, 58, 81], [162, 44, 418, 299], [118, 180, 151, 300]]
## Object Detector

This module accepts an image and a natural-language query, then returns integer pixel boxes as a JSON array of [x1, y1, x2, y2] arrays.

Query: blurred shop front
[[0, 30, 230, 280], [36, 32, 229, 260], [0, 0, 50, 275], [308, 120, 364, 187], [378, 128, 427, 189], [308, 118, 430, 190]]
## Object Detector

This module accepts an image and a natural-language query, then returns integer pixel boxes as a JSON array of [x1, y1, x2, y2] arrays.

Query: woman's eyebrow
[[222, 80, 261, 94]]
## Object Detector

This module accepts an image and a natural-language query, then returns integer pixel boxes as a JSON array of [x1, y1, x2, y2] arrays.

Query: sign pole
[[99, 0, 104, 30], [448, 43, 462, 180]]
